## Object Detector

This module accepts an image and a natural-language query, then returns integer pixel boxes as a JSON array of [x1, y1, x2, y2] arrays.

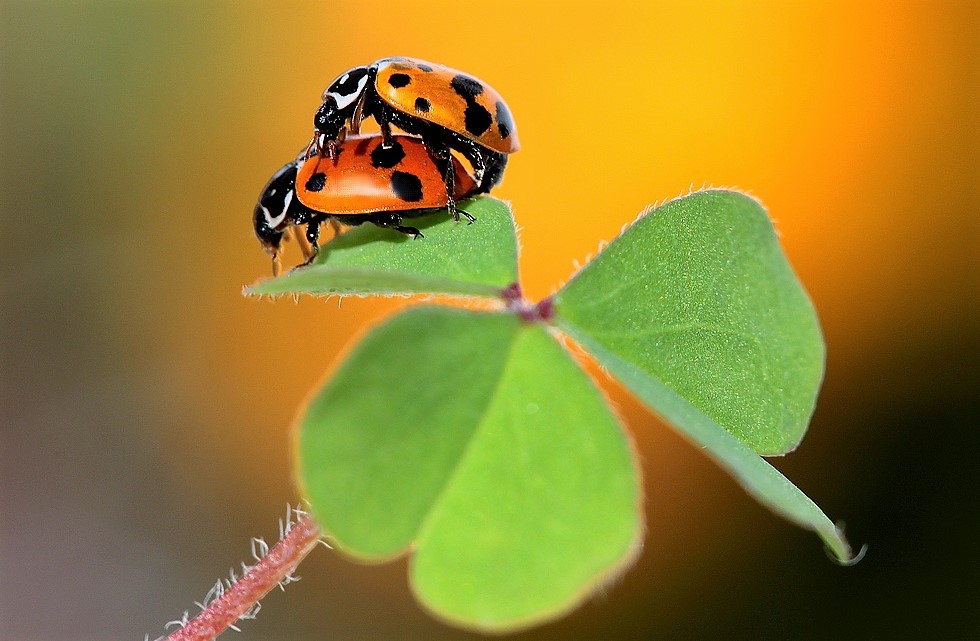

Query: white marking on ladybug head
[[331, 74, 368, 110], [263, 189, 292, 229], [322, 73, 350, 98]]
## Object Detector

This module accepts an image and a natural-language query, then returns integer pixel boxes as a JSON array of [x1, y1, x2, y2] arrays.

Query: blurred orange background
[[1, 1, 976, 639]]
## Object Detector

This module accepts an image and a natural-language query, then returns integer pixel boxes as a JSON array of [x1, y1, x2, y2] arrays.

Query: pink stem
[[166, 514, 322, 641]]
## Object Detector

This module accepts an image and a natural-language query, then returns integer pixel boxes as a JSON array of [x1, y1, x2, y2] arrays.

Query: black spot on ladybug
[[450, 74, 493, 137], [370, 139, 406, 169], [416, 63, 434, 72], [464, 103, 493, 137], [305, 172, 327, 192], [390, 171, 424, 202], [451, 74, 484, 100], [414, 97, 431, 113], [496, 101, 513, 139], [388, 73, 412, 88]]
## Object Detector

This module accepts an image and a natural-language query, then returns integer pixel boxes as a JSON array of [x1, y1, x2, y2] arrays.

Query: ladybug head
[[314, 66, 370, 137], [254, 160, 303, 253]]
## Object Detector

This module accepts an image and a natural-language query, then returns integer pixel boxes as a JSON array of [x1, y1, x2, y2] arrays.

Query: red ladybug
[[312, 57, 518, 194], [254, 134, 477, 275]]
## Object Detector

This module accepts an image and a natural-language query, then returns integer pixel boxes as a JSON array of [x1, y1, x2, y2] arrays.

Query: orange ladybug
[[254, 134, 477, 275], [312, 57, 518, 194]]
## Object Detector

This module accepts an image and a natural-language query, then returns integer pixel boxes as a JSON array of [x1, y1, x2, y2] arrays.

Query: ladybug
[[312, 57, 518, 195], [255, 133, 477, 275]]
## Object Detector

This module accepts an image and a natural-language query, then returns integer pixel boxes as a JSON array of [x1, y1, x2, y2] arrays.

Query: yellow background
[[1, 1, 976, 638]]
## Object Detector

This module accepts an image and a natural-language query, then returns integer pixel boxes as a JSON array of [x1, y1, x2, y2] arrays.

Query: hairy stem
[[166, 513, 322, 641]]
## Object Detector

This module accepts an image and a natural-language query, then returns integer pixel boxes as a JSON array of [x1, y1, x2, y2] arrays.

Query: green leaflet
[[553, 189, 855, 562], [247, 197, 518, 299], [555, 190, 824, 455], [298, 306, 641, 631]]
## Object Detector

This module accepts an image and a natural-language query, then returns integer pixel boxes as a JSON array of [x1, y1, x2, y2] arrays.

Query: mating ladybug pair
[[254, 56, 519, 275]]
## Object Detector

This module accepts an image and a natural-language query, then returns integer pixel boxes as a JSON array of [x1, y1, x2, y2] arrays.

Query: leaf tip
[[685, 183, 765, 207], [826, 521, 868, 566], [831, 542, 868, 567]]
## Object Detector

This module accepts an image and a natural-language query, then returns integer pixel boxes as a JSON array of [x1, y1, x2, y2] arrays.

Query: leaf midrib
[[580, 322, 764, 347], [411, 321, 526, 547], [576, 340, 854, 561]]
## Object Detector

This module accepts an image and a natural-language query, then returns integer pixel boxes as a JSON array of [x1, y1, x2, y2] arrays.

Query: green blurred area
[[1, 2, 976, 640]]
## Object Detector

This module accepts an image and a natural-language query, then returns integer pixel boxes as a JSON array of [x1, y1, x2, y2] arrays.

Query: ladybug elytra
[[255, 133, 477, 275], [312, 57, 518, 195]]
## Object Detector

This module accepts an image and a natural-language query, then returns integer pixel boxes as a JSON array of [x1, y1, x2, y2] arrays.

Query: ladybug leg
[[270, 249, 283, 277], [458, 137, 488, 185], [370, 212, 423, 239], [328, 218, 342, 238], [393, 224, 423, 238], [290, 225, 315, 262], [306, 133, 338, 160], [445, 133, 505, 193], [427, 143, 463, 222], [376, 107, 395, 147], [461, 143, 505, 194], [476, 151, 507, 193], [351, 89, 368, 134], [306, 133, 330, 160], [307, 129, 345, 160], [303, 220, 321, 261], [380, 122, 394, 147], [443, 159, 461, 222]]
